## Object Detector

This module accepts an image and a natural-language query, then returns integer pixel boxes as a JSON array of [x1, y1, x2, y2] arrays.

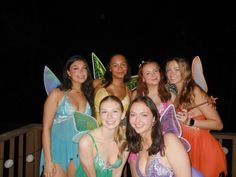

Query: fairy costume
[[175, 56, 227, 177], [180, 113, 227, 177], [75, 133, 123, 177], [129, 104, 204, 177], [136, 153, 174, 177], [39, 92, 92, 175]]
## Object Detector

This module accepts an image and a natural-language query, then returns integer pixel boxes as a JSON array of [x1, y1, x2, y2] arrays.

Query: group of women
[[39, 53, 227, 177]]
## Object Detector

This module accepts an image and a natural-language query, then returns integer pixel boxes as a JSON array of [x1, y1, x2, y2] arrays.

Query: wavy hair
[[126, 96, 165, 156], [165, 57, 207, 109], [58, 55, 95, 115]]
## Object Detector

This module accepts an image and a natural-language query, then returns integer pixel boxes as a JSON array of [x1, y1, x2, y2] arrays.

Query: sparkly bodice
[[136, 153, 174, 177], [54, 92, 91, 124], [87, 133, 122, 170]]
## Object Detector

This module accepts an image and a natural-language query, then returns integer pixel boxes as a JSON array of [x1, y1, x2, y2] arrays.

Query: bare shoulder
[[47, 88, 63, 101], [193, 85, 208, 103], [93, 79, 102, 88], [131, 90, 137, 100], [79, 133, 94, 149], [163, 133, 179, 146]]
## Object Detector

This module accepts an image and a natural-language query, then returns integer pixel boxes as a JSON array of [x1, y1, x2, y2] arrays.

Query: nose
[[107, 112, 113, 119], [130, 115, 142, 123]]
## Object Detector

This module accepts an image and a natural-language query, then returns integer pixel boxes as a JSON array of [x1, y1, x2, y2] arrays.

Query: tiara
[[139, 60, 148, 68]]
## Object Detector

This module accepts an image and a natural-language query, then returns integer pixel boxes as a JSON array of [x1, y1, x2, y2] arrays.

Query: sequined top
[[136, 153, 174, 177], [75, 133, 122, 177]]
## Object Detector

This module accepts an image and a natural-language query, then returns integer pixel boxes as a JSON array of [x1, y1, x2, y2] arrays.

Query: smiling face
[[142, 62, 161, 86], [166, 60, 183, 85], [129, 101, 155, 137], [109, 54, 128, 79], [67, 60, 88, 84], [99, 99, 124, 129]]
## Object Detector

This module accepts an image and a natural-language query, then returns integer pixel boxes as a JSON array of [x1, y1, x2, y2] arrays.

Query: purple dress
[[136, 153, 174, 177]]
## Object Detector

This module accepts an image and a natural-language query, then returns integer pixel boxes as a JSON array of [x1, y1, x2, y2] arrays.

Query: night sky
[[1, 1, 236, 133]]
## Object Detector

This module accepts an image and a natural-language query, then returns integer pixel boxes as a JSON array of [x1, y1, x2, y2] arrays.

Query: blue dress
[[39, 92, 92, 175]]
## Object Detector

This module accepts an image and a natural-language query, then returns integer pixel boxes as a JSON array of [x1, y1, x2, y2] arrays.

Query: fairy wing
[[127, 75, 138, 91], [192, 56, 208, 92], [160, 104, 191, 152], [43, 66, 61, 95], [91, 52, 106, 80], [72, 111, 99, 143]]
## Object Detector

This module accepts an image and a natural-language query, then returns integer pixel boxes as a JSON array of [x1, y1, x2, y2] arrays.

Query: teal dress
[[75, 133, 122, 177], [39, 92, 92, 175]]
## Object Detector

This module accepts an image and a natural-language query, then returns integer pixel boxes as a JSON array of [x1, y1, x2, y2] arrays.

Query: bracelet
[[189, 118, 195, 126]]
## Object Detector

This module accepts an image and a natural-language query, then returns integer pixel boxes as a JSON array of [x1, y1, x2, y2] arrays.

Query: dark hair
[[58, 55, 95, 115], [136, 60, 171, 102], [103, 54, 131, 87], [126, 96, 165, 156]]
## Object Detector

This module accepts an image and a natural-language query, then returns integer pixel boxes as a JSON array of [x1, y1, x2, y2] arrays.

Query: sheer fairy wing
[[72, 111, 99, 143], [43, 65, 61, 95], [127, 75, 138, 91], [160, 104, 191, 152], [91, 52, 106, 80], [192, 56, 208, 92]]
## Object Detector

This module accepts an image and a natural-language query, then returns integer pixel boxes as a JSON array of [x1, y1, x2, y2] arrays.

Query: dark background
[[1, 1, 236, 133]]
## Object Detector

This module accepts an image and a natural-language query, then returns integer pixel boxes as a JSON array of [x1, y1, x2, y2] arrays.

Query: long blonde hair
[[99, 95, 127, 158]]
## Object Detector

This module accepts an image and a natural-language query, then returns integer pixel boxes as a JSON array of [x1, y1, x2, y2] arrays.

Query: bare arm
[[78, 134, 97, 177], [164, 133, 191, 177], [42, 89, 62, 176], [192, 87, 223, 130], [93, 79, 102, 93], [131, 90, 137, 101]]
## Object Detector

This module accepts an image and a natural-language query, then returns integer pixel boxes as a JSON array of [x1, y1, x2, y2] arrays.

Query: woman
[[75, 96, 129, 177], [126, 96, 192, 177], [94, 53, 132, 125], [132, 60, 171, 114], [165, 57, 227, 177], [39, 55, 94, 177], [129, 60, 172, 176]]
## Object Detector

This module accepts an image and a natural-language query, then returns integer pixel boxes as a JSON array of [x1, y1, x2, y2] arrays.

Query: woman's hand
[[176, 109, 190, 125], [43, 162, 56, 177]]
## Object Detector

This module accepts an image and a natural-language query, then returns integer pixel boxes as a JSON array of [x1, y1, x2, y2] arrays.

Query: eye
[[121, 63, 127, 67], [129, 113, 135, 117], [101, 111, 107, 114]]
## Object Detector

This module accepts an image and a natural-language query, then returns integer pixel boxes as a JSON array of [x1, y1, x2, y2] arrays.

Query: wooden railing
[[0, 124, 235, 177], [212, 132, 236, 177], [0, 124, 42, 177]]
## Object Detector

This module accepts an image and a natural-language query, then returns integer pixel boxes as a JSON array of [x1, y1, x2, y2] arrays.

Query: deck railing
[[0, 124, 42, 177], [212, 132, 236, 177], [0, 124, 235, 177]]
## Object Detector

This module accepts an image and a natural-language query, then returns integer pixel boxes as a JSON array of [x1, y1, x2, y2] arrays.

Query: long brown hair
[[165, 57, 208, 109]]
